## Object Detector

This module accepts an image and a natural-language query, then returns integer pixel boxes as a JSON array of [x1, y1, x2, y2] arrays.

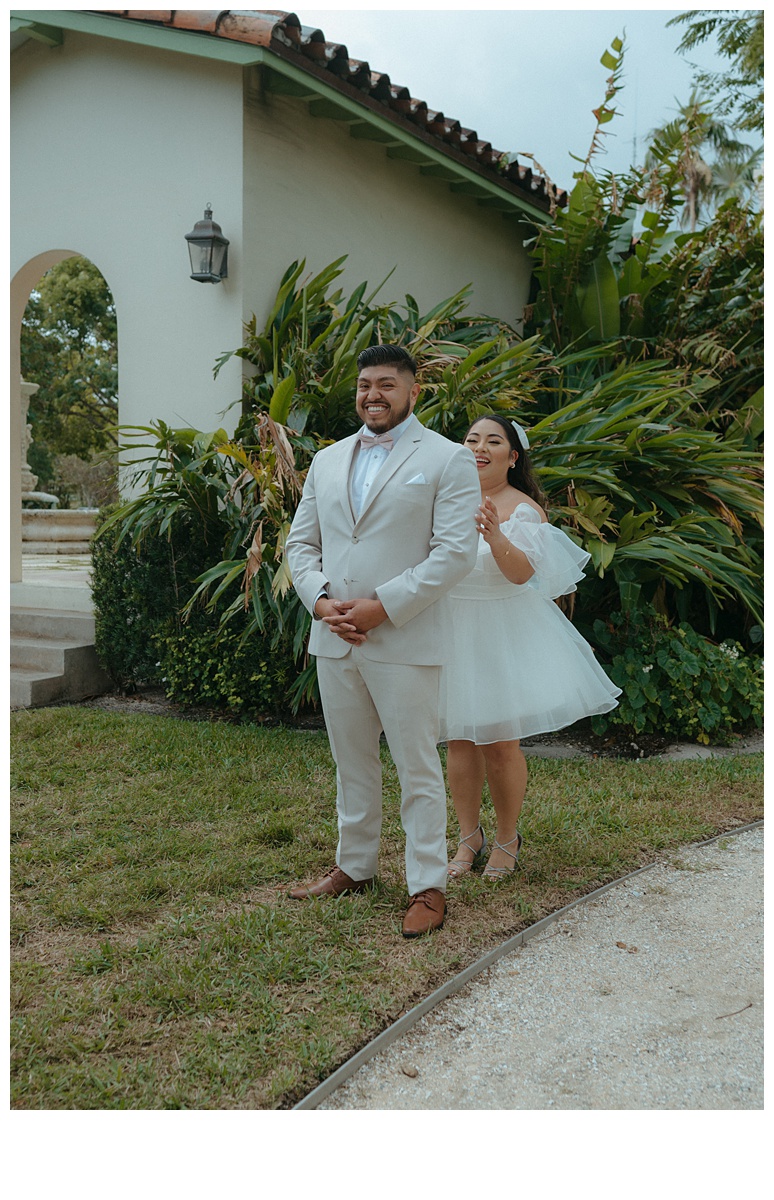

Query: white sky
[[299, 4, 748, 192]]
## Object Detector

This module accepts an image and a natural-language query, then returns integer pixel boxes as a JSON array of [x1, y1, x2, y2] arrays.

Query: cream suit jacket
[[285, 415, 480, 665]]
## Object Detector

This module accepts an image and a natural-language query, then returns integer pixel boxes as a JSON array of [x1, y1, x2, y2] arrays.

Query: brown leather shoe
[[288, 865, 373, 900], [402, 888, 446, 938]]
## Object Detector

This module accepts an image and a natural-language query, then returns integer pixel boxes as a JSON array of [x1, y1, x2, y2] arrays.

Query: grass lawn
[[10, 706, 763, 1109]]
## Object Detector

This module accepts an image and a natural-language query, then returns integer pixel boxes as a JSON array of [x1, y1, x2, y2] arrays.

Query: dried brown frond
[[243, 521, 263, 609]]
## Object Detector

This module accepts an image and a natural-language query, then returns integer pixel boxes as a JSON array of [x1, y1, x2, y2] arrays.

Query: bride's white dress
[[439, 503, 621, 745]]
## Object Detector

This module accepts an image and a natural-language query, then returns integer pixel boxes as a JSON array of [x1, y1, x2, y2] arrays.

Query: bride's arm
[[477, 497, 535, 584]]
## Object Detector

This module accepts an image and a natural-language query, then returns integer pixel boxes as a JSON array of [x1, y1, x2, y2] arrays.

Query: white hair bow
[[511, 421, 530, 450]]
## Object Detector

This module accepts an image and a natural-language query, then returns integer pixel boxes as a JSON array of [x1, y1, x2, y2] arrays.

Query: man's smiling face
[[355, 364, 420, 432]]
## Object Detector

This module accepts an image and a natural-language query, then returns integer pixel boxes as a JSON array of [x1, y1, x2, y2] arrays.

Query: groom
[[285, 344, 479, 936]]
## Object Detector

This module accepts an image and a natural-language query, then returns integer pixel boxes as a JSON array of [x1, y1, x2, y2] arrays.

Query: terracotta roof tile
[[92, 10, 566, 211]]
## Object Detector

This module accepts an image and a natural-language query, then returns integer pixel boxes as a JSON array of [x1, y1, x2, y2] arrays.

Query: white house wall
[[11, 31, 245, 438], [12, 27, 536, 448], [242, 82, 534, 331]]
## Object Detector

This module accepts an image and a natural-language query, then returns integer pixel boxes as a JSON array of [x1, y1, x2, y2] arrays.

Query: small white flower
[[642, 664, 653, 673]]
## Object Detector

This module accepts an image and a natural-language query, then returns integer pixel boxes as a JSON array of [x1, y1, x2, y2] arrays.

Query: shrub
[[590, 605, 763, 744], [159, 622, 299, 718], [91, 506, 300, 716], [91, 506, 178, 689]]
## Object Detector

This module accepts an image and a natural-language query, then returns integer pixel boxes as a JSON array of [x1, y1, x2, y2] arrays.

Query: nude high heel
[[447, 824, 487, 879], [482, 832, 523, 880]]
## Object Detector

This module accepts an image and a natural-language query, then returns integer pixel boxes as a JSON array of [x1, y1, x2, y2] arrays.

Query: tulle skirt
[[438, 582, 621, 745]]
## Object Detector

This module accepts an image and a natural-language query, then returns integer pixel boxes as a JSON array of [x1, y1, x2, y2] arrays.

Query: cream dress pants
[[316, 649, 448, 896]]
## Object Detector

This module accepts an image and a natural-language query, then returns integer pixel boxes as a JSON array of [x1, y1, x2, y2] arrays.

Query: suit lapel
[[335, 434, 359, 527], [355, 420, 423, 524]]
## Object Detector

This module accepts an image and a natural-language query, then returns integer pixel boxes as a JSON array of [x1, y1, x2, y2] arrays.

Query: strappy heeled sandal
[[447, 824, 487, 879], [482, 832, 523, 880]]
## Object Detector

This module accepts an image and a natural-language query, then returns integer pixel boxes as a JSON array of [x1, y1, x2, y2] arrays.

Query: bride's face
[[464, 420, 516, 483]]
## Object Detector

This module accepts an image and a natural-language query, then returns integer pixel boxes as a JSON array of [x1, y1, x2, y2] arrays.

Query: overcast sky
[[299, 4, 739, 193]]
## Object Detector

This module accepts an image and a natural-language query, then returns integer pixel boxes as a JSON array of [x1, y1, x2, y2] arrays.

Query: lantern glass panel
[[209, 240, 227, 279], [188, 239, 214, 278]]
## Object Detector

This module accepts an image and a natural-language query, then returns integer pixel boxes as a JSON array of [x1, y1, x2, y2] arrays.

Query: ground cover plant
[[11, 707, 762, 1110]]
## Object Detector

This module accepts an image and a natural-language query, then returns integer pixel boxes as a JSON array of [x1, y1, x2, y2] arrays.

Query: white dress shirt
[[350, 412, 414, 518]]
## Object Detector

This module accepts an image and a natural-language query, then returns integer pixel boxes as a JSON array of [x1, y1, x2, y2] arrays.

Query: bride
[[440, 414, 621, 880]]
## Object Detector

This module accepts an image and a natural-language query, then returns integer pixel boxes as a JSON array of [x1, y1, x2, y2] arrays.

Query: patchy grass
[[10, 707, 763, 1109]]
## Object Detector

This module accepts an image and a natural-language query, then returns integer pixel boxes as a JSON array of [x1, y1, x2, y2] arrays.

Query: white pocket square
[[406, 473, 427, 485]]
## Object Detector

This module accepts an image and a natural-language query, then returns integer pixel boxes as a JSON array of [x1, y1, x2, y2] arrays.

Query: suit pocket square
[[406, 473, 427, 485]]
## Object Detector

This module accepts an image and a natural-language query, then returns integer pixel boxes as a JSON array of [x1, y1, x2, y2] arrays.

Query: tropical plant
[[512, 348, 762, 637], [668, 9, 764, 135], [645, 91, 759, 230], [643, 199, 763, 439], [512, 36, 763, 644]]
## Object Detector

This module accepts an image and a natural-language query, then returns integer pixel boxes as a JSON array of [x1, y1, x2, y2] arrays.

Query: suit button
[[352, 535, 358, 543]]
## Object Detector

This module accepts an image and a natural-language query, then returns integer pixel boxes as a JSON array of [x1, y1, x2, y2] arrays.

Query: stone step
[[10, 667, 68, 709], [10, 583, 94, 613], [11, 635, 79, 673], [10, 607, 96, 641], [9, 606, 111, 709]]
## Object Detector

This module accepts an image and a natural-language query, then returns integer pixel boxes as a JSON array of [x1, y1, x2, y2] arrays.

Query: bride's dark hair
[[466, 414, 547, 508]]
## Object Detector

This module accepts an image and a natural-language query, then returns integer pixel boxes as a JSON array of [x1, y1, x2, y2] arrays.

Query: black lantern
[[184, 204, 229, 283]]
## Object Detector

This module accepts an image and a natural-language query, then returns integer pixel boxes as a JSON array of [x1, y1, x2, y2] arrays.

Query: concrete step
[[10, 667, 69, 709], [10, 607, 96, 641], [10, 582, 93, 613], [9, 606, 111, 709], [11, 635, 88, 674]]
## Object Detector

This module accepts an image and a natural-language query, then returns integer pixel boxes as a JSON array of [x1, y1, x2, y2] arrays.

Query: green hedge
[[90, 509, 302, 719], [590, 605, 763, 744]]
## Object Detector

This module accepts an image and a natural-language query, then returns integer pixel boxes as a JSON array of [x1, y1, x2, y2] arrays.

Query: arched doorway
[[10, 250, 117, 585]]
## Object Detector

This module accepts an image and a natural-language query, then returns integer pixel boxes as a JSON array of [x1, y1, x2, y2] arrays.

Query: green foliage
[[159, 623, 299, 717], [516, 38, 762, 643], [591, 606, 763, 744], [643, 201, 763, 432], [20, 256, 117, 488], [645, 90, 760, 231], [668, 9, 764, 134], [92, 507, 301, 716], [522, 348, 763, 631], [218, 256, 540, 445], [91, 504, 210, 691]]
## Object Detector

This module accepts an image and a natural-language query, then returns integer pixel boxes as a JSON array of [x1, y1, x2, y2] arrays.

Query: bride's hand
[[476, 496, 508, 553]]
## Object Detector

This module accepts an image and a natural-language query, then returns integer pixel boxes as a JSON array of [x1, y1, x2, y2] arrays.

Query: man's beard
[[364, 398, 412, 432]]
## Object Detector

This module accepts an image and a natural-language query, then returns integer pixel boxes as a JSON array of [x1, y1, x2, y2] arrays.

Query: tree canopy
[[668, 9, 764, 135], [20, 256, 117, 488]]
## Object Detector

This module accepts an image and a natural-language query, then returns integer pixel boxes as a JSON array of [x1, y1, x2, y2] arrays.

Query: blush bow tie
[[357, 430, 394, 451]]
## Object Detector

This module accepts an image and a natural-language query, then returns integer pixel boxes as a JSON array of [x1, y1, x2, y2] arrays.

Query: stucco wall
[[241, 79, 534, 330], [12, 27, 537, 444], [11, 31, 245, 436]]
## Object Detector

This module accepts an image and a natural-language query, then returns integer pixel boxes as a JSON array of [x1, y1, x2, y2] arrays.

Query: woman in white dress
[[441, 415, 621, 880]]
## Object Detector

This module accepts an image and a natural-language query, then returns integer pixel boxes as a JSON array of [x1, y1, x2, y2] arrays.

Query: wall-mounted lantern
[[184, 204, 229, 283]]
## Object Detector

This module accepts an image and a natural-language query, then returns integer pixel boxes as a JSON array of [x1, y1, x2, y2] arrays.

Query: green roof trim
[[10, 16, 63, 46]]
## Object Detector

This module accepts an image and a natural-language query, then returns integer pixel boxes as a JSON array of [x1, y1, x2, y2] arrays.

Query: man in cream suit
[[285, 345, 480, 936]]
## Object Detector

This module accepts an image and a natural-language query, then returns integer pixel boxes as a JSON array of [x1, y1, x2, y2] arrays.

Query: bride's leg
[[481, 740, 527, 873], [446, 739, 486, 868]]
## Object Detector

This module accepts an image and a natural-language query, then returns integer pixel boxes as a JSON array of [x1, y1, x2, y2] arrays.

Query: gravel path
[[319, 825, 763, 1110]]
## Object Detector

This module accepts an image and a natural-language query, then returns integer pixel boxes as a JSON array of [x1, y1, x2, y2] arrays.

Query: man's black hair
[[357, 344, 417, 377]]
